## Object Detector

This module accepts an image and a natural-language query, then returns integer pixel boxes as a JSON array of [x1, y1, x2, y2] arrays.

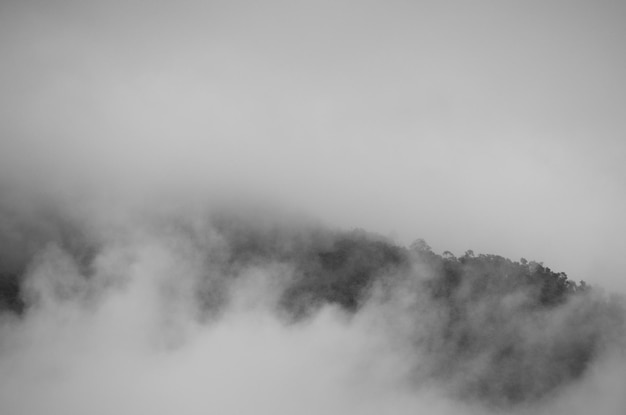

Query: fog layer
[[0, 197, 624, 414]]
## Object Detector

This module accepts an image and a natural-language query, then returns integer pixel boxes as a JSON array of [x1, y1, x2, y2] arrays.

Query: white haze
[[1, 0, 625, 293], [0, 204, 624, 415], [0, 1, 625, 414]]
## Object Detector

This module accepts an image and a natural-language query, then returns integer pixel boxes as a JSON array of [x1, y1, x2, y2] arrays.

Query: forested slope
[[0, 207, 624, 408]]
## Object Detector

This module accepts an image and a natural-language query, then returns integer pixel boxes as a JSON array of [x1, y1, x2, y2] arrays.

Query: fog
[[2, 0, 626, 292], [0, 197, 624, 414], [1, 1, 626, 413]]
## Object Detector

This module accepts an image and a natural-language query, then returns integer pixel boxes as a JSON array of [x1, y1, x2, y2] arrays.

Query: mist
[[1, 1, 626, 413], [0, 197, 624, 414]]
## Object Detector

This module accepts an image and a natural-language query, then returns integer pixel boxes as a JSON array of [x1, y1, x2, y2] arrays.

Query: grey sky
[[1, 0, 625, 292]]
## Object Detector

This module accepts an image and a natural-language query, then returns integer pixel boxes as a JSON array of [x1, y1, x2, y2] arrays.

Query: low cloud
[[0, 195, 624, 415]]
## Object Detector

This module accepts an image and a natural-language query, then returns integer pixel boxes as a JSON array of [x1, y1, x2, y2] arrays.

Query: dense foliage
[[0, 209, 624, 408]]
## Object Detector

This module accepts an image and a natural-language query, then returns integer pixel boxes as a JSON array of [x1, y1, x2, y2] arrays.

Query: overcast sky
[[1, 0, 625, 293]]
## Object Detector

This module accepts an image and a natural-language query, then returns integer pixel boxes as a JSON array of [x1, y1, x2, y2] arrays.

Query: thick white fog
[[0, 202, 624, 415], [0, 1, 625, 414]]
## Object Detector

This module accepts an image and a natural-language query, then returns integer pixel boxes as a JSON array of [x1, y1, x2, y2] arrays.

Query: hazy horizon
[[2, 0, 625, 294], [1, 2, 625, 414]]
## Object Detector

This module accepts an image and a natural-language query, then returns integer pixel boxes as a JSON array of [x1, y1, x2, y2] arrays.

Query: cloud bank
[[1, 2, 625, 413], [0, 195, 624, 415]]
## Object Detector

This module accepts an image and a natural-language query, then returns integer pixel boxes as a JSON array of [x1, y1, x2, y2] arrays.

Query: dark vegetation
[[0, 202, 98, 313], [1, 207, 624, 408]]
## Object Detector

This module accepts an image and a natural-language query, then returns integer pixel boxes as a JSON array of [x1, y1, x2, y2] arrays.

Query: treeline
[[211, 217, 591, 317], [0, 208, 624, 408], [205, 216, 626, 407], [0, 217, 594, 317]]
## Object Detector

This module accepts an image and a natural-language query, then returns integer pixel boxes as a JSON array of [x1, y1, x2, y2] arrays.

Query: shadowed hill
[[0, 207, 624, 409]]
